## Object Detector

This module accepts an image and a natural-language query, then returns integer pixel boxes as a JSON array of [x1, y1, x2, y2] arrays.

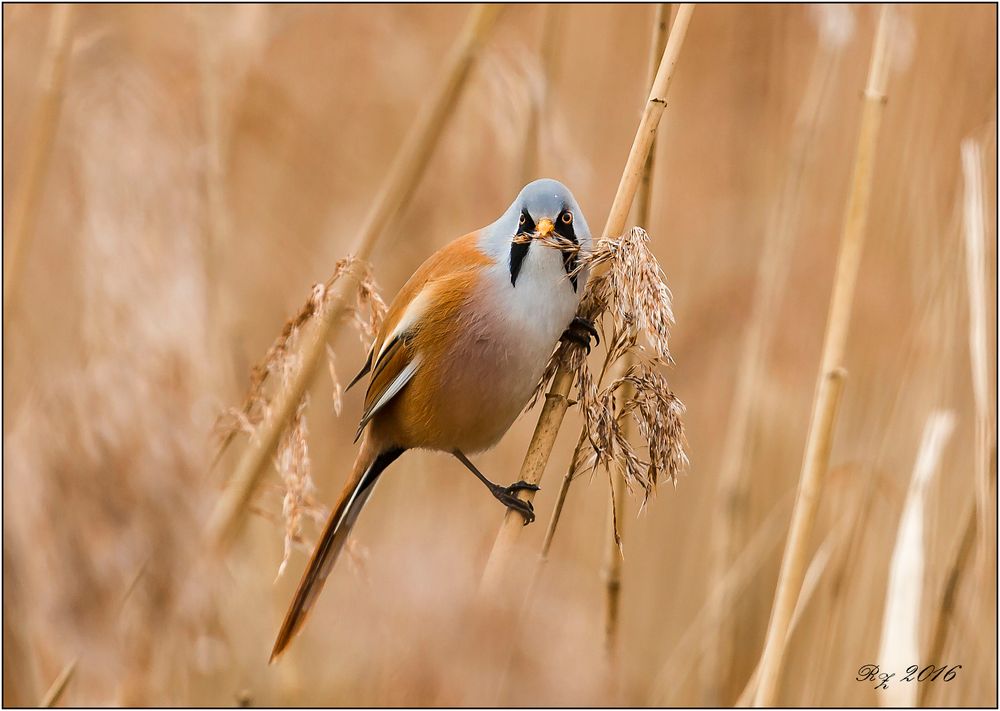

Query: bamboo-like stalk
[[702, 16, 842, 703], [601, 385, 629, 656], [732, 370, 845, 705], [751, 7, 893, 706], [517, 4, 558, 186], [206, 4, 502, 550], [479, 2, 695, 596], [539, 430, 589, 564], [632, 2, 673, 233], [958, 139, 994, 579], [3, 4, 74, 332], [486, 428, 589, 705], [517, 0, 672, 654], [39, 659, 76, 708], [38, 659, 77, 709], [602, 2, 671, 660]]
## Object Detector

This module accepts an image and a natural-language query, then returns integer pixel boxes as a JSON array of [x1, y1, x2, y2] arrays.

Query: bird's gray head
[[480, 178, 592, 292]]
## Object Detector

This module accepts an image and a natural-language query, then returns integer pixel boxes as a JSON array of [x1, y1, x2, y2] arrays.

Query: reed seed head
[[216, 257, 386, 575], [526, 227, 688, 506]]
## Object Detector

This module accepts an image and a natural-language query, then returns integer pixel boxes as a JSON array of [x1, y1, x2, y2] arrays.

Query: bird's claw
[[492, 483, 537, 525], [572, 316, 600, 344], [561, 316, 600, 354]]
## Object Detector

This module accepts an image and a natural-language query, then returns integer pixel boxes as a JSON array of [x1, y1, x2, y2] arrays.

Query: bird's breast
[[439, 244, 581, 445], [372, 241, 582, 454], [485, 240, 583, 351]]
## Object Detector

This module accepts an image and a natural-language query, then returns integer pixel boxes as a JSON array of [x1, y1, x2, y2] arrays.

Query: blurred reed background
[[3, 3, 996, 706]]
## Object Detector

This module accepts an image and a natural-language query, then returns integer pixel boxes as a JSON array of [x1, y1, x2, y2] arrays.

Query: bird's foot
[[490, 481, 539, 525], [560, 316, 600, 354]]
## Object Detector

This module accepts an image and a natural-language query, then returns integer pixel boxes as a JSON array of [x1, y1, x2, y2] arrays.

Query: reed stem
[[959, 139, 995, 580], [876, 410, 955, 707], [207, 4, 502, 550], [751, 7, 893, 705], [39, 660, 76, 708], [479, 2, 695, 596]]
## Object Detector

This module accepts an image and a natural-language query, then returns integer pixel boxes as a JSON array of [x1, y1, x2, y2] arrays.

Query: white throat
[[480, 240, 582, 369]]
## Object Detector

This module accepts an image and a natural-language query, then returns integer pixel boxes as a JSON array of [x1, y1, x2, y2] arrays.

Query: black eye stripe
[[510, 209, 535, 287], [509, 241, 529, 287], [556, 207, 579, 292], [509, 206, 580, 291]]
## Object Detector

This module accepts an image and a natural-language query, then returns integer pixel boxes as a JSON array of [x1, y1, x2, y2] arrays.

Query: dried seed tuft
[[215, 257, 386, 577], [524, 227, 688, 509]]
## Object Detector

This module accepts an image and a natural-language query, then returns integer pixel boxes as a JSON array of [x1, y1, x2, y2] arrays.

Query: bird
[[270, 178, 598, 660]]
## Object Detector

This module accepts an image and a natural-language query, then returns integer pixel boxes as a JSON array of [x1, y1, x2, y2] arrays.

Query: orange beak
[[535, 217, 555, 238]]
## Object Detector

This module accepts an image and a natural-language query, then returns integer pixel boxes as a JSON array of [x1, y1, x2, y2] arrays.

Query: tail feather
[[269, 445, 403, 661]]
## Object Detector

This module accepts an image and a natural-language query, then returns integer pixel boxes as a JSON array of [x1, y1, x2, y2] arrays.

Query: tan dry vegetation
[[3, 4, 996, 707]]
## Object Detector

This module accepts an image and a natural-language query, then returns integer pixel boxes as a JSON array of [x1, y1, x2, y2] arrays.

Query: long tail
[[269, 441, 404, 661]]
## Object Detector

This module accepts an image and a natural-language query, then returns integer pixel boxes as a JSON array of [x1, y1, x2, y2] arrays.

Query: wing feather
[[354, 337, 420, 441], [351, 231, 493, 439], [346, 345, 374, 392]]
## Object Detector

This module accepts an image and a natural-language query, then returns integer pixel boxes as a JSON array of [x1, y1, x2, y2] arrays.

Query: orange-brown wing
[[352, 231, 493, 439], [368, 232, 489, 357]]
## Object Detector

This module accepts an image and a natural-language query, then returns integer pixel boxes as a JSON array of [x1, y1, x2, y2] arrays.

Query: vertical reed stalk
[[703, 16, 842, 703], [601, 380, 629, 655], [876, 411, 955, 708], [479, 2, 695, 596], [602, 2, 671, 661], [752, 7, 893, 705], [958, 139, 995, 579], [487, 429, 589, 705], [39, 659, 76, 708], [512, 0, 673, 658], [539, 430, 590, 564], [3, 4, 74, 332], [207, 4, 503, 549]]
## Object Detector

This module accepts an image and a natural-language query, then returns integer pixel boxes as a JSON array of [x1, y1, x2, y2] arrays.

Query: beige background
[[3, 3, 996, 706]]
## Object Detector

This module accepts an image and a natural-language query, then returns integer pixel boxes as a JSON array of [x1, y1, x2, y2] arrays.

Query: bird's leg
[[560, 315, 600, 353], [452, 450, 538, 525]]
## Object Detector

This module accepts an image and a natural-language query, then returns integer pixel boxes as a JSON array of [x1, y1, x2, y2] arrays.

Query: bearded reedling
[[270, 179, 598, 660]]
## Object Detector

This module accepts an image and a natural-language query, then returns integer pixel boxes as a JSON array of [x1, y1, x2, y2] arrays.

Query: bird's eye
[[561, 211, 574, 224], [519, 214, 526, 226]]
